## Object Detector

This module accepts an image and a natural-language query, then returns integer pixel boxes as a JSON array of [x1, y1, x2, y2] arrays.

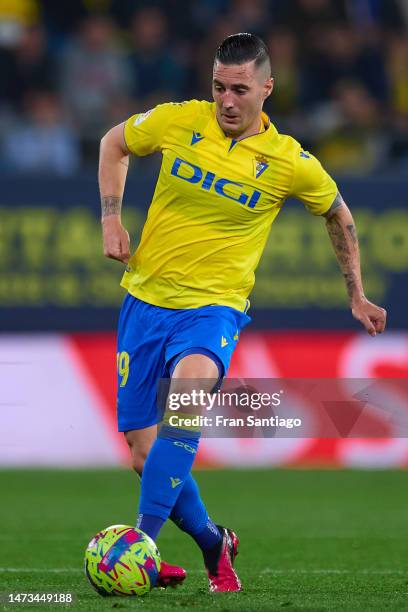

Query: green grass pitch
[[1, 468, 407, 611]]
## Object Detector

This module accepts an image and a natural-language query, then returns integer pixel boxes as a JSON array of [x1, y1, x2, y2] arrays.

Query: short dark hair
[[214, 33, 271, 74]]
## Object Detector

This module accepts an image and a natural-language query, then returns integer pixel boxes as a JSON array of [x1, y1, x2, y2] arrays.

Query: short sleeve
[[124, 102, 181, 156], [289, 148, 338, 215]]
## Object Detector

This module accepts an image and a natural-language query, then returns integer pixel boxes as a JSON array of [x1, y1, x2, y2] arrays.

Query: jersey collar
[[209, 103, 277, 146], [259, 111, 270, 132]]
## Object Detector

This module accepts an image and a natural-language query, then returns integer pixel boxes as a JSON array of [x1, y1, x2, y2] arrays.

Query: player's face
[[212, 60, 273, 138]]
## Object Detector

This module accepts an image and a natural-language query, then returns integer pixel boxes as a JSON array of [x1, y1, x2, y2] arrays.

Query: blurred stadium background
[[1, 0, 407, 470]]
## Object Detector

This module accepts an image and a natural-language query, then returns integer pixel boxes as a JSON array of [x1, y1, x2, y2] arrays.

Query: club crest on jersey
[[254, 155, 269, 178]]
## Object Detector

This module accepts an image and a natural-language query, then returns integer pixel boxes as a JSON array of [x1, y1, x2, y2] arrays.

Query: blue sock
[[170, 474, 222, 551], [136, 513, 165, 542], [138, 427, 200, 540]]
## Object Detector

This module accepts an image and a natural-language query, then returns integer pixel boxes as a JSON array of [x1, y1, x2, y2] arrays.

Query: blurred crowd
[[0, 0, 407, 176]]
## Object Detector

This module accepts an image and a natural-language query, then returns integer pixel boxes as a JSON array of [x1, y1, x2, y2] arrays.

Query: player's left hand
[[351, 298, 387, 336], [101, 215, 131, 264]]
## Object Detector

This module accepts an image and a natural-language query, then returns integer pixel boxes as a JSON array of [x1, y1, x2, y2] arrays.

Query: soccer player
[[98, 33, 387, 592]]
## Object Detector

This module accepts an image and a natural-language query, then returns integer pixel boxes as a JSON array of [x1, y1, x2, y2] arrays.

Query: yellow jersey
[[122, 100, 337, 311]]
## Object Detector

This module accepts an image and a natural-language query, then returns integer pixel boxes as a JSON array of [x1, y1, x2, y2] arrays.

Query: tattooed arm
[[324, 192, 387, 336], [99, 122, 131, 263]]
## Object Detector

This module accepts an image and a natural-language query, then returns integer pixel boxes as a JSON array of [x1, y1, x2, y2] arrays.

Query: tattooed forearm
[[343, 272, 358, 299], [101, 195, 122, 218], [326, 214, 363, 302], [346, 223, 357, 244]]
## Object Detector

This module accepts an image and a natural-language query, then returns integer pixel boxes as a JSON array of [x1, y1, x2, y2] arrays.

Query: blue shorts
[[116, 294, 251, 432]]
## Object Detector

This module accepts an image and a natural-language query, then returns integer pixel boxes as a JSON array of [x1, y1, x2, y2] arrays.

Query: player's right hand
[[101, 215, 131, 264]]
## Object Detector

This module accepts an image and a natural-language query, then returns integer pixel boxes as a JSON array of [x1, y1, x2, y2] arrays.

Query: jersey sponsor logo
[[170, 477, 183, 488], [254, 155, 269, 178], [191, 131, 205, 145], [170, 156, 261, 208], [133, 109, 153, 126], [221, 336, 228, 348]]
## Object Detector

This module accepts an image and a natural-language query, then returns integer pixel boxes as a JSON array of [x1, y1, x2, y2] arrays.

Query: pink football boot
[[157, 560, 187, 588], [206, 526, 242, 592]]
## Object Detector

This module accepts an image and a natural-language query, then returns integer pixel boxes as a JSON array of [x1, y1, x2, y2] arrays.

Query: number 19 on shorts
[[117, 351, 130, 387]]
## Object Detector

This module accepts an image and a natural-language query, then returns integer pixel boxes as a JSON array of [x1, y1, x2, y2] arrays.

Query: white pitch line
[[0, 568, 81, 574], [0, 536, 88, 542], [260, 568, 407, 575], [0, 568, 406, 576]]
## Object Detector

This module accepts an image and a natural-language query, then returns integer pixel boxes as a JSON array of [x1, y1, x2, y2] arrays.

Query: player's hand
[[101, 215, 130, 264], [351, 297, 387, 336]]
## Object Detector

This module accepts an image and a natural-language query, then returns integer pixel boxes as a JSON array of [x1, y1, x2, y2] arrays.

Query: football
[[84, 524, 161, 596]]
